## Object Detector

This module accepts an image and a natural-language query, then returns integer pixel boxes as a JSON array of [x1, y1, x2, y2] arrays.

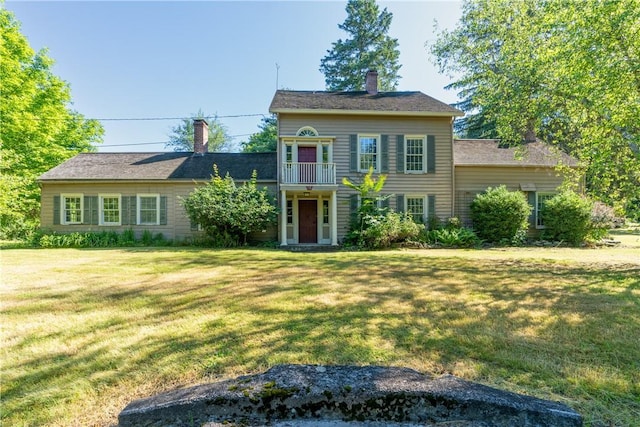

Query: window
[[137, 194, 160, 225], [359, 135, 379, 172], [406, 196, 425, 223], [322, 200, 329, 224], [285, 145, 293, 163], [296, 126, 318, 137], [287, 200, 293, 225], [405, 136, 426, 173], [536, 193, 555, 228], [322, 144, 330, 163], [99, 194, 121, 225], [61, 194, 83, 224]]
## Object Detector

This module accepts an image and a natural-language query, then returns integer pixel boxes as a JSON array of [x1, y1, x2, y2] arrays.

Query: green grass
[[2, 247, 639, 426]]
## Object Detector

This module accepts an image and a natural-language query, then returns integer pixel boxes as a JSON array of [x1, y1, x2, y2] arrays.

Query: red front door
[[298, 146, 316, 183], [298, 200, 317, 243]]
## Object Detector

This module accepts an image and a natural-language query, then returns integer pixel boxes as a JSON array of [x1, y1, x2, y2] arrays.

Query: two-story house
[[38, 71, 579, 245], [270, 70, 463, 246]]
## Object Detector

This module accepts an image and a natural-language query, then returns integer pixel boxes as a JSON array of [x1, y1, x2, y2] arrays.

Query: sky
[[6, 0, 463, 153]]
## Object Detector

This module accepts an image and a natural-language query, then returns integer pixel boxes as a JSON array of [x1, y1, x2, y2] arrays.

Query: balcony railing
[[281, 162, 336, 185]]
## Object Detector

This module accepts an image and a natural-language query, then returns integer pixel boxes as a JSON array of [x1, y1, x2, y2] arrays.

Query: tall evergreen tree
[[241, 115, 277, 153], [0, 9, 103, 238], [320, 0, 401, 91]]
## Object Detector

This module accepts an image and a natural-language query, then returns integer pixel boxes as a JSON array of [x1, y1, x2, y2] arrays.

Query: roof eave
[[270, 108, 464, 117]]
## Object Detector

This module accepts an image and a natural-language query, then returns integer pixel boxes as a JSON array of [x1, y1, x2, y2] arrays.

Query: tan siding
[[40, 181, 278, 242], [278, 114, 454, 240], [454, 166, 570, 226]]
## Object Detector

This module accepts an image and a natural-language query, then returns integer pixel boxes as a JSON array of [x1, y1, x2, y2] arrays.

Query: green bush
[[33, 229, 170, 248], [418, 227, 481, 248], [349, 211, 421, 249], [541, 191, 594, 245], [470, 186, 532, 244]]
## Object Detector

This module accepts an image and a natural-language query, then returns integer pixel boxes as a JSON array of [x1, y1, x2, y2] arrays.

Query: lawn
[[2, 246, 639, 426]]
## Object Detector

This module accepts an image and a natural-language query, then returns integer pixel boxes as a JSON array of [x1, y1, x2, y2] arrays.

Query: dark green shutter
[[350, 194, 358, 214], [349, 134, 358, 172], [53, 196, 60, 225], [396, 194, 405, 212], [160, 196, 168, 225], [121, 196, 137, 225], [528, 191, 536, 227], [381, 135, 389, 172], [427, 135, 436, 173], [83, 196, 98, 225], [396, 135, 404, 173], [381, 195, 390, 210], [428, 195, 436, 220]]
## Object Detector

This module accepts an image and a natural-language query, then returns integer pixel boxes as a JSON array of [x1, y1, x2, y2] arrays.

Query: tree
[[165, 109, 232, 152], [0, 9, 103, 238], [320, 0, 401, 91], [241, 115, 277, 153], [181, 166, 277, 245], [430, 0, 640, 218]]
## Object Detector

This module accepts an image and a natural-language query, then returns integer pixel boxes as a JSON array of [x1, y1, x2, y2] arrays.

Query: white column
[[331, 190, 338, 246], [280, 190, 287, 246]]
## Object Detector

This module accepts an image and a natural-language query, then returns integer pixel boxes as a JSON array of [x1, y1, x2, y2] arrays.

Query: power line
[[96, 114, 265, 121], [100, 133, 254, 147]]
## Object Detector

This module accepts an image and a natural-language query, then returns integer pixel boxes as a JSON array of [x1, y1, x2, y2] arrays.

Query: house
[[38, 71, 579, 244], [38, 121, 277, 242], [453, 139, 581, 229]]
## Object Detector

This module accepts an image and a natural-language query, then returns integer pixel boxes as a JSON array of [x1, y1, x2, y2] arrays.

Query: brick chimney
[[193, 119, 209, 154], [365, 70, 378, 95]]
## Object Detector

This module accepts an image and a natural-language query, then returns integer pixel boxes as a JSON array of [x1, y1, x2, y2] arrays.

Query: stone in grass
[[118, 365, 582, 427]]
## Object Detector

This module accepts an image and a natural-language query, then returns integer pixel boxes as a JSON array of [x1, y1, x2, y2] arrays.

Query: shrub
[[418, 226, 481, 248], [349, 211, 420, 249], [541, 191, 594, 245], [470, 186, 532, 244], [181, 166, 277, 246]]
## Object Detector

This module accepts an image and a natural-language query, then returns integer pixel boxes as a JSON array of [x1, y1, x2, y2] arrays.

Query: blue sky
[[6, 1, 462, 152]]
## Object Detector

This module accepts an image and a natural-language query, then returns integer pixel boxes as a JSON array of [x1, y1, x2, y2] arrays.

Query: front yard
[[2, 245, 639, 426]]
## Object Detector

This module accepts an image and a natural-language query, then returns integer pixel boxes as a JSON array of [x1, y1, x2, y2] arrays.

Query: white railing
[[281, 162, 336, 185]]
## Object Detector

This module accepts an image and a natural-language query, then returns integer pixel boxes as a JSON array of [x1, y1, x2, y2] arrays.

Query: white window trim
[[61, 193, 83, 225], [404, 135, 427, 174], [358, 133, 380, 173], [99, 194, 121, 226], [137, 193, 160, 225], [536, 192, 555, 229], [405, 195, 427, 223]]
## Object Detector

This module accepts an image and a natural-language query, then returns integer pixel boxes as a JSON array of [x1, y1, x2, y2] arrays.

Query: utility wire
[[100, 133, 254, 147], [96, 114, 265, 121]]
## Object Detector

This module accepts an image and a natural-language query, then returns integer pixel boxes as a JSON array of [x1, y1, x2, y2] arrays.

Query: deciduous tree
[[0, 9, 103, 238], [430, 0, 640, 218], [320, 0, 401, 91], [241, 115, 277, 153], [166, 110, 232, 152]]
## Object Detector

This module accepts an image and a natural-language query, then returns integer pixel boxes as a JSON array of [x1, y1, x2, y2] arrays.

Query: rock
[[118, 365, 582, 427]]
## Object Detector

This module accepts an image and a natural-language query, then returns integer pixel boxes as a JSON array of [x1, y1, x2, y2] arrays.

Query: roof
[[270, 90, 463, 117], [38, 152, 277, 181], [454, 139, 579, 167]]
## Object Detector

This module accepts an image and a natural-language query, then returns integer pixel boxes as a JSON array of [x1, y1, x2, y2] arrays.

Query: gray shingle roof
[[270, 90, 463, 116], [38, 152, 277, 181], [454, 139, 579, 167]]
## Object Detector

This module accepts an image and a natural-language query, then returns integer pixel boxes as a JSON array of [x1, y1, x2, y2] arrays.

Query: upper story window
[[137, 194, 160, 225], [405, 136, 426, 173], [99, 194, 121, 226], [61, 194, 83, 224], [359, 134, 379, 172], [296, 126, 318, 137]]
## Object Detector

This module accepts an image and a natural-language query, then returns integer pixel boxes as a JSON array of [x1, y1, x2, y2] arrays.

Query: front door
[[298, 200, 317, 244], [298, 146, 316, 183]]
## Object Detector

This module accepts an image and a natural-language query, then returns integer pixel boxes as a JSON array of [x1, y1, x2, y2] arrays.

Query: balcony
[[281, 162, 336, 185]]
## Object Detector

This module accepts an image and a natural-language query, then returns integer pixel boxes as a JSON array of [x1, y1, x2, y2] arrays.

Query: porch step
[[281, 245, 340, 253]]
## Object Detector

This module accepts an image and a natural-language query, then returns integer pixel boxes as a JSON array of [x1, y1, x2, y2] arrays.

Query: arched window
[[296, 126, 318, 137]]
